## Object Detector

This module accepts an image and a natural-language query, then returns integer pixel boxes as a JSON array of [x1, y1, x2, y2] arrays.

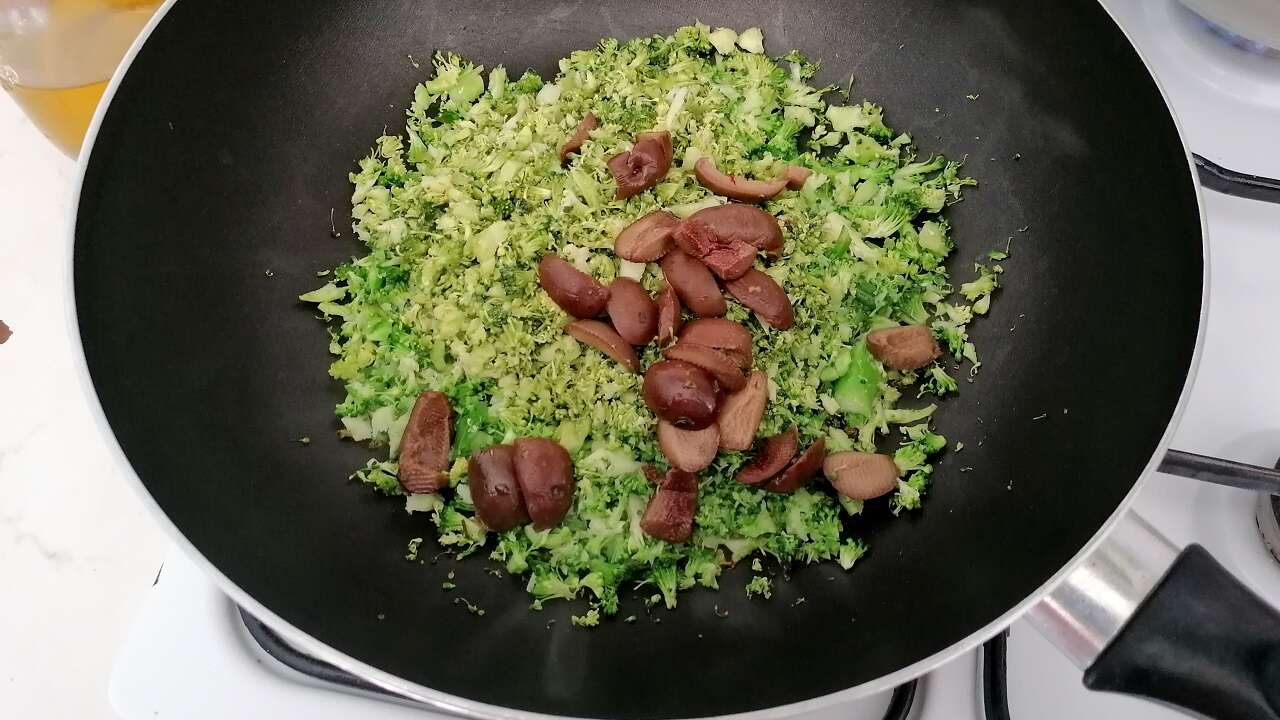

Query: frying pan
[[70, 1, 1280, 718]]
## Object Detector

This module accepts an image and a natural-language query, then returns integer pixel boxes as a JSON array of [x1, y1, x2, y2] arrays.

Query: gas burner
[[1177, 1, 1280, 57], [1158, 451, 1280, 567], [1258, 494, 1280, 565]]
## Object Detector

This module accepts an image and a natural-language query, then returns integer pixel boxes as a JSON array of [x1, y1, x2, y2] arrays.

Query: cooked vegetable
[[657, 420, 720, 472], [512, 438, 575, 529], [824, 451, 899, 500], [660, 250, 727, 317], [866, 324, 942, 370], [737, 427, 799, 485], [397, 391, 453, 493], [641, 469, 699, 543], [643, 359, 719, 429], [614, 210, 678, 262], [684, 204, 783, 254], [469, 445, 529, 531], [663, 342, 746, 392], [538, 255, 610, 318], [308, 25, 989, 617], [565, 319, 640, 372], [745, 575, 773, 599], [559, 113, 598, 164], [724, 269, 794, 330], [832, 341, 882, 423], [679, 318, 753, 368], [695, 157, 787, 203], [715, 370, 768, 450], [606, 278, 659, 346], [765, 439, 826, 494]]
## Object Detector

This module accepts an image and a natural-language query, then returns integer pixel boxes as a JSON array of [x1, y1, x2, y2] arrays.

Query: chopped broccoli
[[837, 539, 867, 569], [746, 575, 774, 599], [819, 347, 853, 382], [708, 28, 738, 55], [961, 263, 1001, 315], [736, 27, 765, 54], [571, 609, 601, 627], [890, 472, 930, 514], [921, 366, 958, 396], [310, 26, 992, 616], [453, 597, 486, 616], [405, 537, 423, 561], [833, 341, 883, 423]]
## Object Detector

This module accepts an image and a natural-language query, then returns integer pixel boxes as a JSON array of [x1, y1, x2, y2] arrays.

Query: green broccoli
[[746, 575, 774, 599], [308, 24, 992, 617]]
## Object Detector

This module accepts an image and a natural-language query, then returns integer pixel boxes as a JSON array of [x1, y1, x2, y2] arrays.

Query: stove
[[107, 1, 1280, 718]]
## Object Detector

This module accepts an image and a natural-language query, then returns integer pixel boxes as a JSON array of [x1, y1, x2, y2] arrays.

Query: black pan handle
[[1028, 514, 1280, 720], [1082, 544, 1280, 720]]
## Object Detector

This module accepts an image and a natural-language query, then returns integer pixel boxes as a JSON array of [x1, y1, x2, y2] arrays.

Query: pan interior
[[74, 0, 1201, 717]]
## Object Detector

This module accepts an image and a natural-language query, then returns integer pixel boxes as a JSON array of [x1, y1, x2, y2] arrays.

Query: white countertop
[[0, 93, 166, 719]]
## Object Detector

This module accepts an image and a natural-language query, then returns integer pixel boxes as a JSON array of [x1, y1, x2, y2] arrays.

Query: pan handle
[[1027, 514, 1280, 720]]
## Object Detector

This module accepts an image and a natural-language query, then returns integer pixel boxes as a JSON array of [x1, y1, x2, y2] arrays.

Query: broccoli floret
[[652, 564, 680, 610], [921, 366, 958, 396], [571, 609, 601, 627], [837, 539, 868, 569], [423, 53, 485, 109], [352, 459, 402, 495], [528, 570, 578, 606], [961, 263, 1001, 315], [838, 496, 864, 516], [683, 548, 723, 589], [745, 575, 774, 599], [819, 347, 853, 382], [894, 429, 947, 472], [833, 341, 883, 423], [405, 537, 423, 561], [891, 472, 931, 515]]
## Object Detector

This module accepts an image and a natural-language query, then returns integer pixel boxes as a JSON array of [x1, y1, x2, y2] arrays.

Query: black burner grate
[[1259, 494, 1280, 565]]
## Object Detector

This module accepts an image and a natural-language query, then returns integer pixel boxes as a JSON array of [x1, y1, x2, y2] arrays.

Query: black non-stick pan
[[72, 1, 1280, 719]]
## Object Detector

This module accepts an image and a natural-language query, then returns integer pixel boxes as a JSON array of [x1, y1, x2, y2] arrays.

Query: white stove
[[107, 1, 1280, 718]]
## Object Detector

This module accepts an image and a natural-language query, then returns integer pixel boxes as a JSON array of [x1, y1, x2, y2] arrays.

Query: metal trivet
[[1258, 493, 1280, 565]]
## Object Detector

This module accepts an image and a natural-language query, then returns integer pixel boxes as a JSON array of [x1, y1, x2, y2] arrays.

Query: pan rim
[[67, 1, 1211, 718]]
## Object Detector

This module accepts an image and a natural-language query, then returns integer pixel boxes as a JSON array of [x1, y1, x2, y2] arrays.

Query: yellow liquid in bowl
[[1, 0, 159, 156], [6, 79, 109, 156]]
